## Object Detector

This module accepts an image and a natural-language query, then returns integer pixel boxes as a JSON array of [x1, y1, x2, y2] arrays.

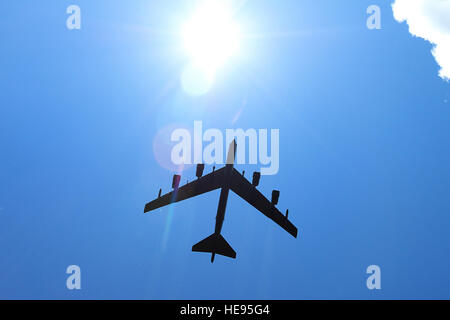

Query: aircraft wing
[[229, 168, 298, 238], [144, 167, 225, 213]]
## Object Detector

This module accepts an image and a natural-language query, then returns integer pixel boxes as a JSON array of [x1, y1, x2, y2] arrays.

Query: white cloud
[[392, 0, 450, 80]]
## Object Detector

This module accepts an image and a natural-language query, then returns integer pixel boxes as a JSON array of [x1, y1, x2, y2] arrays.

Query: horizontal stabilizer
[[192, 233, 236, 259]]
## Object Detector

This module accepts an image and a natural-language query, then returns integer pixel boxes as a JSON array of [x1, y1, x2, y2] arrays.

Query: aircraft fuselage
[[214, 164, 233, 235]]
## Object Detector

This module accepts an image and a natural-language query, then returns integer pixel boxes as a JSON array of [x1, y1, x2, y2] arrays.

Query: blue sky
[[0, 1, 449, 299]]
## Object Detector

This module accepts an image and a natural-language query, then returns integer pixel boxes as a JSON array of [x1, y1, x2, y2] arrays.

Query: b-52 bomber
[[144, 140, 298, 262]]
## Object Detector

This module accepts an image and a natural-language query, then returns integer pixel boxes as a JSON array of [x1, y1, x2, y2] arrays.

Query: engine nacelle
[[252, 172, 261, 187], [271, 190, 280, 205], [172, 174, 181, 189], [196, 164, 205, 178]]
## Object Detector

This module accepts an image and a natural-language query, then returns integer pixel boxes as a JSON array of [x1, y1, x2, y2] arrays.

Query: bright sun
[[182, 0, 241, 74]]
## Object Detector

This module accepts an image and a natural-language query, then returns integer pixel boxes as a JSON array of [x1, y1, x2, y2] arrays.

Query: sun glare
[[181, 0, 241, 95], [182, 1, 240, 70]]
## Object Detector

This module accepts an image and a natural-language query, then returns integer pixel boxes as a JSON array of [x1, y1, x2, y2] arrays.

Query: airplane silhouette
[[144, 140, 298, 263]]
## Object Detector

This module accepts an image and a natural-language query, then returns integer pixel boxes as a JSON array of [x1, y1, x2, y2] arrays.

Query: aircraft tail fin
[[192, 233, 236, 262]]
